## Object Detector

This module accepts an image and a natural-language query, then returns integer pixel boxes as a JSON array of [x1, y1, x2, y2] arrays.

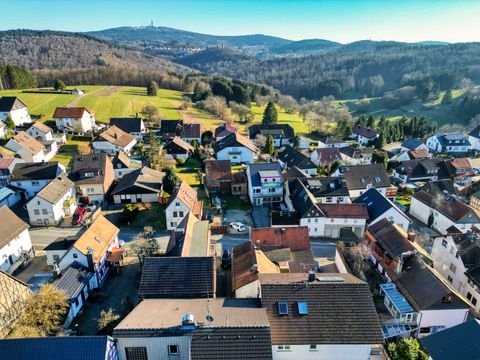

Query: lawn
[[129, 203, 166, 230], [176, 157, 202, 186], [51, 139, 91, 168]]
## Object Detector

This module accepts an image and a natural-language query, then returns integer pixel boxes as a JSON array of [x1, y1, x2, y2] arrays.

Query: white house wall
[[272, 344, 372, 360], [0, 108, 31, 126], [166, 200, 190, 230], [0, 229, 33, 271], [418, 308, 469, 337], [117, 336, 191, 360], [216, 147, 254, 164], [235, 279, 260, 299]]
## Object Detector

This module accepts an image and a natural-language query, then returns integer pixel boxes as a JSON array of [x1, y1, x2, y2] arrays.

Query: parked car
[[86, 201, 100, 212], [221, 249, 231, 269], [72, 207, 87, 225], [229, 222, 246, 232]]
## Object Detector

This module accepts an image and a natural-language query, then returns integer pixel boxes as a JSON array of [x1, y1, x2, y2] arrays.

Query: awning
[[380, 282, 414, 313], [106, 248, 125, 263]]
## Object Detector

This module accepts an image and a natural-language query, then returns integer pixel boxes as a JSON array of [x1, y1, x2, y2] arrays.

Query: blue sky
[[3, 0, 480, 43]]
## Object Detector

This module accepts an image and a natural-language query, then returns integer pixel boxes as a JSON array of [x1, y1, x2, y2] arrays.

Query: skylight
[[278, 301, 288, 315], [297, 301, 308, 315]]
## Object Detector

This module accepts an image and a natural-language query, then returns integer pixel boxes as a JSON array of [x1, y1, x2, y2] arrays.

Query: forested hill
[[0, 30, 189, 74]]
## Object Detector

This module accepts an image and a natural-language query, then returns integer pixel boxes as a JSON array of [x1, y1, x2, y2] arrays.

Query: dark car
[[72, 207, 87, 225], [221, 249, 231, 269]]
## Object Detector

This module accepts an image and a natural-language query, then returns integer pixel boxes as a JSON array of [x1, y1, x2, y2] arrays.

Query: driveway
[[251, 207, 270, 228]]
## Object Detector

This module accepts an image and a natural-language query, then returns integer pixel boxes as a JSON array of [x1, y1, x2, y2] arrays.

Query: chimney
[[181, 313, 196, 329], [308, 271, 315, 282], [407, 233, 416, 243]]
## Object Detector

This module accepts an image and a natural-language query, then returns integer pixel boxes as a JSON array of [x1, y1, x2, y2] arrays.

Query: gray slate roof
[[109, 117, 144, 133], [278, 145, 316, 170], [111, 167, 164, 195], [53, 262, 93, 300], [11, 162, 61, 181], [248, 162, 283, 187], [343, 164, 390, 190], [0, 96, 27, 112]]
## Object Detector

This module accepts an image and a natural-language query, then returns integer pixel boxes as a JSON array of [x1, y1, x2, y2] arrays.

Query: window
[[277, 345, 290, 351], [125, 347, 148, 360], [175, 202, 180, 207], [73, 254, 78, 259], [37, 201, 40, 205], [473, 297, 478, 306], [326, 197, 333, 203], [447, 275, 453, 283], [278, 301, 288, 315], [170, 222, 177, 227], [442, 295, 453, 303], [309, 345, 317, 351], [33, 209, 40, 215], [41, 209, 48, 215], [32, 181, 40, 186], [314, 218, 318, 223], [173, 211, 178, 217], [449, 263, 457, 274], [419, 327, 431, 334], [168, 345, 179, 355], [297, 301, 308, 315], [307, 218, 311, 223], [442, 239, 447, 248], [467, 292, 473, 301], [179, 211, 184, 217]]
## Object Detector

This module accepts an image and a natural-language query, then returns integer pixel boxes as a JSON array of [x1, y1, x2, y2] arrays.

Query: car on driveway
[[221, 249, 231, 269], [86, 201, 100, 212], [72, 207, 87, 225], [229, 222, 246, 232]]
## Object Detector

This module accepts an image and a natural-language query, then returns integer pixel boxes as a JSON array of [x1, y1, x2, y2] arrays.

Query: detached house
[[111, 151, 133, 179], [111, 167, 164, 204], [339, 145, 373, 165], [260, 273, 383, 360], [71, 153, 115, 203], [26, 172, 76, 226], [92, 125, 137, 155], [180, 123, 201, 143], [317, 135, 348, 148], [409, 190, 480, 235], [426, 133, 471, 153], [401, 138, 429, 152], [431, 230, 480, 314], [53, 107, 95, 134], [247, 162, 284, 206], [214, 122, 237, 141], [248, 124, 294, 147], [278, 145, 317, 175], [310, 147, 342, 168], [163, 136, 194, 160], [165, 180, 203, 230], [215, 132, 257, 164], [58, 215, 120, 288], [343, 163, 395, 200], [11, 161, 65, 199], [109, 117, 146, 139], [166, 212, 212, 257], [5, 131, 51, 162], [204, 159, 232, 194], [352, 124, 379, 145], [0, 207, 33, 272], [0, 157, 22, 186], [468, 125, 480, 151], [0, 96, 31, 126]]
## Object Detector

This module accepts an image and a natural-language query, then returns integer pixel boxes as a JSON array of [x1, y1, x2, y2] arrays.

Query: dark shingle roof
[[205, 160, 232, 182], [288, 178, 324, 218], [421, 179, 458, 197], [343, 164, 390, 190], [436, 133, 471, 147], [248, 162, 282, 187], [278, 145, 316, 170], [248, 124, 294, 139], [53, 262, 93, 300], [139, 257, 215, 300], [260, 273, 383, 345], [182, 123, 201, 138], [0, 336, 111, 360], [368, 218, 414, 258], [469, 125, 480, 140], [192, 327, 273, 360], [214, 132, 257, 153], [353, 125, 378, 139], [71, 153, 107, 185], [11, 161, 61, 181], [111, 151, 130, 169], [401, 138, 424, 150], [304, 176, 349, 197], [420, 320, 480, 360], [109, 117, 144, 134], [111, 167, 164, 195], [0, 96, 27, 112], [354, 188, 409, 224], [215, 123, 237, 138]]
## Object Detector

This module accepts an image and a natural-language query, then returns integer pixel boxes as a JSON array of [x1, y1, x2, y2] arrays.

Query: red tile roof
[[53, 107, 92, 118], [317, 203, 369, 219], [250, 227, 310, 252], [205, 160, 232, 182], [0, 158, 15, 170]]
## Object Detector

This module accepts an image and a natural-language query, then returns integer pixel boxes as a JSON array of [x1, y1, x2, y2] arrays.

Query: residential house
[[204, 159, 232, 194], [53, 262, 95, 328], [26, 173, 76, 226], [5, 131, 52, 162], [58, 215, 120, 288], [71, 153, 115, 203], [231, 171, 248, 196], [111, 167, 164, 204], [443, 158, 475, 186], [138, 256, 215, 300], [343, 163, 395, 200], [431, 230, 480, 314], [0, 146, 15, 158], [310, 147, 342, 168], [354, 188, 411, 232], [111, 151, 133, 179], [289, 135, 311, 150], [0, 336, 118, 360], [248, 124, 294, 147], [109, 117, 146, 139], [165, 180, 203, 230], [163, 136, 194, 160], [260, 273, 383, 360], [11, 161, 64, 199], [0, 96, 31, 126], [468, 125, 480, 151], [26, 122, 52, 140], [394, 148, 431, 162], [378, 255, 470, 338], [113, 298, 272, 360], [401, 138, 429, 152], [302, 176, 350, 204], [0, 187, 21, 207], [421, 179, 459, 198], [426, 133, 471, 153], [0, 158, 22, 186], [92, 125, 137, 155], [0, 271, 31, 337], [317, 135, 348, 148], [180, 123, 201, 143], [278, 145, 317, 175], [246, 162, 284, 206], [420, 319, 480, 360], [44, 236, 77, 266], [352, 124, 379, 145], [470, 191, 480, 212], [339, 145, 373, 165], [53, 107, 95, 134], [160, 119, 182, 141], [214, 122, 237, 141], [0, 207, 33, 272], [286, 179, 368, 238], [409, 190, 480, 234], [364, 218, 416, 279], [166, 213, 212, 257], [215, 132, 257, 164]]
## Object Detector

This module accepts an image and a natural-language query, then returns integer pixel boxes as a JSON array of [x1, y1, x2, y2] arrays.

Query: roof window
[[278, 301, 288, 315]]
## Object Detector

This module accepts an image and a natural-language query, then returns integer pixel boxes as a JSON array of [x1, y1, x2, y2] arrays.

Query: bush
[[176, 157, 186, 165], [119, 204, 139, 224]]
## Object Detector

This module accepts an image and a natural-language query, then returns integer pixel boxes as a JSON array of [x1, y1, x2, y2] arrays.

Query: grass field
[[51, 139, 90, 168]]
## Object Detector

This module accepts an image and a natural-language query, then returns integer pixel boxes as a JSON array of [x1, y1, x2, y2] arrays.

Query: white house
[[109, 117, 147, 140], [0, 96, 31, 126], [354, 188, 411, 232], [26, 173, 76, 226], [426, 133, 471, 153], [58, 215, 120, 288], [5, 131, 50, 162], [352, 125, 379, 145], [317, 135, 348, 148], [339, 146, 373, 166], [163, 136, 194, 160], [111, 151, 134, 179], [92, 126, 137, 155], [303, 177, 351, 204], [260, 273, 383, 360], [0, 206, 33, 272], [53, 107, 95, 134], [11, 161, 65, 199], [431, 231, 480, 315], [247, 162, 284, 206], [215, 132, 257, 164], [165, 180, 203, 230], [277, 145, 317, 176], [248, 124, 295, 148], [26, 122, 53, 141], [469, 125, 480, 151], [409, 190, 480, 235], [343, 163, 396, 200], [400, 138, 429, 152], [111, 167, 164, 204]]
